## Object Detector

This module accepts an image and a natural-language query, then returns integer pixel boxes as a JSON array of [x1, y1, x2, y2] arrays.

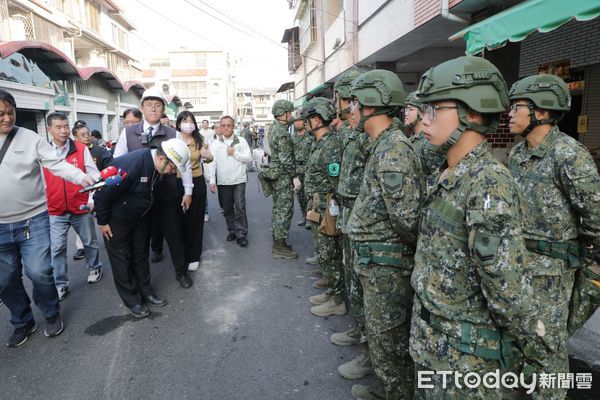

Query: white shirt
[[113, 120, 193, 195], [199, 128, 215, 145], [208, 134, 252, 186]]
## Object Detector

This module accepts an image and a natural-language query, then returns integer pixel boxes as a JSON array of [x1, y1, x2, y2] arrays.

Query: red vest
[[44, 140, 88, 216]]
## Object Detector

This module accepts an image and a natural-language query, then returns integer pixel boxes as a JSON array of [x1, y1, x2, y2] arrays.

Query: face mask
[[180, 122, 195, 134]]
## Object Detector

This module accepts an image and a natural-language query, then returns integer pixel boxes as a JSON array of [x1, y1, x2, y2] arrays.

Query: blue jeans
[[50, 213, 102, 288], [0, 211, 60, 328]]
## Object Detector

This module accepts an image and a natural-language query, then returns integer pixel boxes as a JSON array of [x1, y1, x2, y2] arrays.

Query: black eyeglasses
[[509, 103, 531, 113], [424, 105, 458, 120]]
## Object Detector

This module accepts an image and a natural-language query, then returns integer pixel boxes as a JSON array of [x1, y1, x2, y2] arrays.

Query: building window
[[194, 53, 207, 68], [299, 0, 316, 55], [324, 0, 342, 30], [86, 0, 100, 32]]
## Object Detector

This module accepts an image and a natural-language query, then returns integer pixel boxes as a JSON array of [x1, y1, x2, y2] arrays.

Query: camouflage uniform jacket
[[293, 131, 313, 175], [347, 127, 423, 247], [508, 126, 600, 274], [337, 122, 369, 204], [268, 120, 296, 178], [410, 142, 536, 369], [410, 131, 445, 186], [304, 130, 342, 202]]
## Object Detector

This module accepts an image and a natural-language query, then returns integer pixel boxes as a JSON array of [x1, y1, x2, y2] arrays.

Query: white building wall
[[358, 0, 415, 61]]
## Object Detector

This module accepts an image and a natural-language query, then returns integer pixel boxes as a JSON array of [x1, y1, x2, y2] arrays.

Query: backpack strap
[[0, 126, 18, 166]]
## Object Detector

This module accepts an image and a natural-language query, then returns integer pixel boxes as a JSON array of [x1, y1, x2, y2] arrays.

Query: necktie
[[147, 126, 154, 142]]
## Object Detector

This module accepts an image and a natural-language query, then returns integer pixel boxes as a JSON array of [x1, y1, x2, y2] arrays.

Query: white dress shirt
[[113, 120, 193, 195], [208, 134, 252, 186]]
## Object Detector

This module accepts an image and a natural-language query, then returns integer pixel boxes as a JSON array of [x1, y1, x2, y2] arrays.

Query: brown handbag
[[319, 193, 341, 237]]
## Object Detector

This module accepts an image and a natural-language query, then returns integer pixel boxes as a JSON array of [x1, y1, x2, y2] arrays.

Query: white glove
[[293, 177, 302, 192]]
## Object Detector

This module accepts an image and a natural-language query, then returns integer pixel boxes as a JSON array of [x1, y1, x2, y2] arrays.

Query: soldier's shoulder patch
[[328, 162, 340, 177], [381, 171, 405, 194]]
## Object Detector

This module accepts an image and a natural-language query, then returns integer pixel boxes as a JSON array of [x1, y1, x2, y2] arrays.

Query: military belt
[[524, 238, 582, 267], [419, 307, 517, 369], [354, 242, 414, 267]]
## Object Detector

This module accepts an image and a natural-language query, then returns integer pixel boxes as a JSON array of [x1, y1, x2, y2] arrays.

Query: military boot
[[272, 239, 298, 259], [305, 254, 318, 265], [330, 325, 361, 346], [338, 346, 373, 379], [310, 296, 347, 317], [351, 383, 386, 400], [312, 278, 328, 289], [309, 292, 330, 305]]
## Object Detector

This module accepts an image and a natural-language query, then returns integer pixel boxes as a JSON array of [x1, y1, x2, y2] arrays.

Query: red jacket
[[44, 140, 88, 216]]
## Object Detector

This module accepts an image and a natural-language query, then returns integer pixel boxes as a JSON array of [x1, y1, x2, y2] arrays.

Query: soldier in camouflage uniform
[[262, 99, 298, 259], [409, 56, 545, 399], [302, 97, 347, 317], [292, 111, 313, 227], [323, 70, 374, 380], [404, 91, 445, 187], [346, 70, 423, 400], [507, 74, 600, 400]]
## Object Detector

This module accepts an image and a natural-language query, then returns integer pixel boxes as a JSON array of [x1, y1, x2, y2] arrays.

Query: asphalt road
[[0, 172, 375, 400], [3, 172, 599, 400]]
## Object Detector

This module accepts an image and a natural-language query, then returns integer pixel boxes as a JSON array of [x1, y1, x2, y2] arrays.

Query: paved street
[[0, 172, 375, 400]]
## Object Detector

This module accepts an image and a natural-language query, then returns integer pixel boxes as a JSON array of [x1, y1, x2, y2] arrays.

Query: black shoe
[[73, 248, 85, 260], [7, 320, 37, 347], [44, 313, 64, 338], [236, 237, 248, 247], [226, 233, 237, 241], [151, 250, 163, 263], [176, 274, 193, 289], [145, 294, 167, 307], [128, 304, 150, 318]]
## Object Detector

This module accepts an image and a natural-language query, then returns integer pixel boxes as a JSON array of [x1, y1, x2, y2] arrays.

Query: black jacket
[[94, 149, 158, 227], [88, 143, 113, 171]]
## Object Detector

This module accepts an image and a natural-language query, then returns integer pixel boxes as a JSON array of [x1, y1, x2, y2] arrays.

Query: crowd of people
[[0, 85, 253, 342], [1, 53, 600, 400], [259, 56, 600, 400]]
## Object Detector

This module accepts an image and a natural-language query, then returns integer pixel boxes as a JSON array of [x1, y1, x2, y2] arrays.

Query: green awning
[[307, 83, 328, 97], [450, 0, 600, 55], [293, 96, 306, 108]]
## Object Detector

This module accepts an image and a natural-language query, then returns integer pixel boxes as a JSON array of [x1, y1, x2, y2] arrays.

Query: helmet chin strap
[[521, 102, 558, 137], [357, 105, 397, 132], [430, 104, 499, 155]]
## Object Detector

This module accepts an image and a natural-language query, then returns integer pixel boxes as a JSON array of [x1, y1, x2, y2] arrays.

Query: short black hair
[[202, 119, 209, 124], [161, 113, 168, 119], [91, 130, 102, 139], [220, 115, 235, 125], [123, 108, 143, 119], [46, 112, 68, 127], [0, 89, 17, 108]]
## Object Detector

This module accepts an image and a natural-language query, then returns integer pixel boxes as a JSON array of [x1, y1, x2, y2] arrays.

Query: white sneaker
[[87, 268, 102, 284], [57, 286, 69, 301], [204, 214, 209, 222], [188, 261, 199, 271]]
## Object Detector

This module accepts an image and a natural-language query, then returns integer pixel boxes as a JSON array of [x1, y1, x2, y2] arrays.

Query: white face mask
[[180, 122, 195, 134]]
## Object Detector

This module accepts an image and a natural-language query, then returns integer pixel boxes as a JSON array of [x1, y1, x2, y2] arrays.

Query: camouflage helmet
[[405, 91, 425, 113], [509, 74, 571, 111], [271, 99, 294, 117], [416, 56, 508, 114], [291, 108, 304, 121], [350, 69, 405, 107], [301, 97, 336, 122], [334, 69, 361, 99]]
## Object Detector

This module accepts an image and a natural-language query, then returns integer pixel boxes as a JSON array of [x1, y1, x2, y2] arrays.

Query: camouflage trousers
[[520, 270, 575, 400], [296, 173, 307, 216], [342, 234, 365, 335], [310, 220, 344, 296], [410, 299, 504, 400], [359, 264, 414, 398], [271, 176, 294, 240]]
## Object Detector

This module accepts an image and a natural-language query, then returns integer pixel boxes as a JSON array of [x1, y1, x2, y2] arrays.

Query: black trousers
[[150, 197, 187, 276], [104, 218, 153, 308], [218, 183, 248, 238], [177, 176, 207, 264]]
